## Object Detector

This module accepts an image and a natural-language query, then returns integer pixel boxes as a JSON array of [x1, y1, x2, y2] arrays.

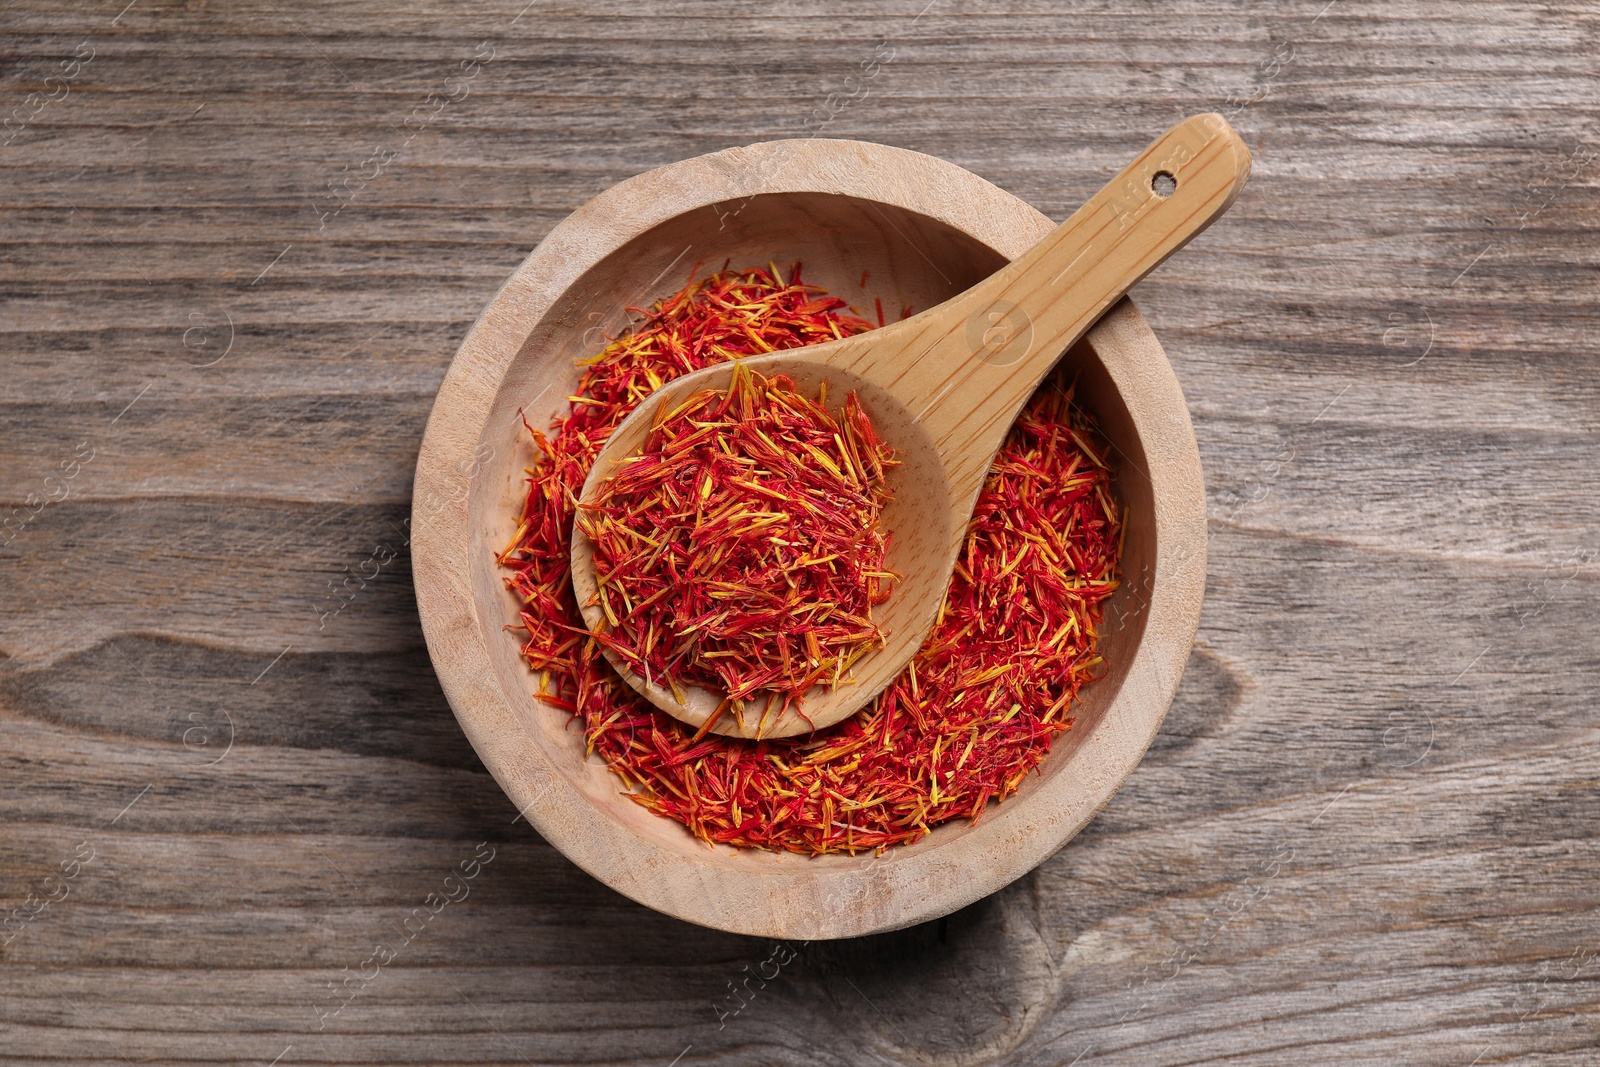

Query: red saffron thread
[[499, 263, 1121, 855]]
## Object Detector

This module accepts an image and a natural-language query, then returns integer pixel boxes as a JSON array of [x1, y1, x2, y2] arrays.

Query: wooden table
[[4, 2, 1597, 1063]]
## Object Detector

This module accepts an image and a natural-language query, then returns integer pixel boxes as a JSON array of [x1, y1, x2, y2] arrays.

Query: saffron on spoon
[[575, 363, 898, 732]]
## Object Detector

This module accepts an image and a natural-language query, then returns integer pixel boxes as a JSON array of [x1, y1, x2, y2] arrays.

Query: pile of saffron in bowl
[[499, 263, 1122, 855]]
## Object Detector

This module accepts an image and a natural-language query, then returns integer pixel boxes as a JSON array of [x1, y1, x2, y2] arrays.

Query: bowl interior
[[468, 189, 1155, 869]]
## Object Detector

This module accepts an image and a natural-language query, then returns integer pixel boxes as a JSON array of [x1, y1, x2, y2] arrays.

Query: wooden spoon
[[571, 112, 1250, 739]]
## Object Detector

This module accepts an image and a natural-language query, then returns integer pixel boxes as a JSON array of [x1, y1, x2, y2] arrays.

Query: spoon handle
[[912, 112, 1251, 494]]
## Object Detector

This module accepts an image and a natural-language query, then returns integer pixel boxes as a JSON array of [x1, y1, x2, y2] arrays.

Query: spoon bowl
[[571, 348, 961, 736], [572, 113, 1250, 737]]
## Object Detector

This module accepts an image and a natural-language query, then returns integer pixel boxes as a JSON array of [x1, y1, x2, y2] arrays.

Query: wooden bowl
[[413, 138, 1206, 939]]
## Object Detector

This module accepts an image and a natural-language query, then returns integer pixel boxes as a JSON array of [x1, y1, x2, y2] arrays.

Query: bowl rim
[[412, 137, 1207, 939]]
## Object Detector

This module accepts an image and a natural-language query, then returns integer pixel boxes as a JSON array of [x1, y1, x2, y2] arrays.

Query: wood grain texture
[[2, 0, 1597, 1062]]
